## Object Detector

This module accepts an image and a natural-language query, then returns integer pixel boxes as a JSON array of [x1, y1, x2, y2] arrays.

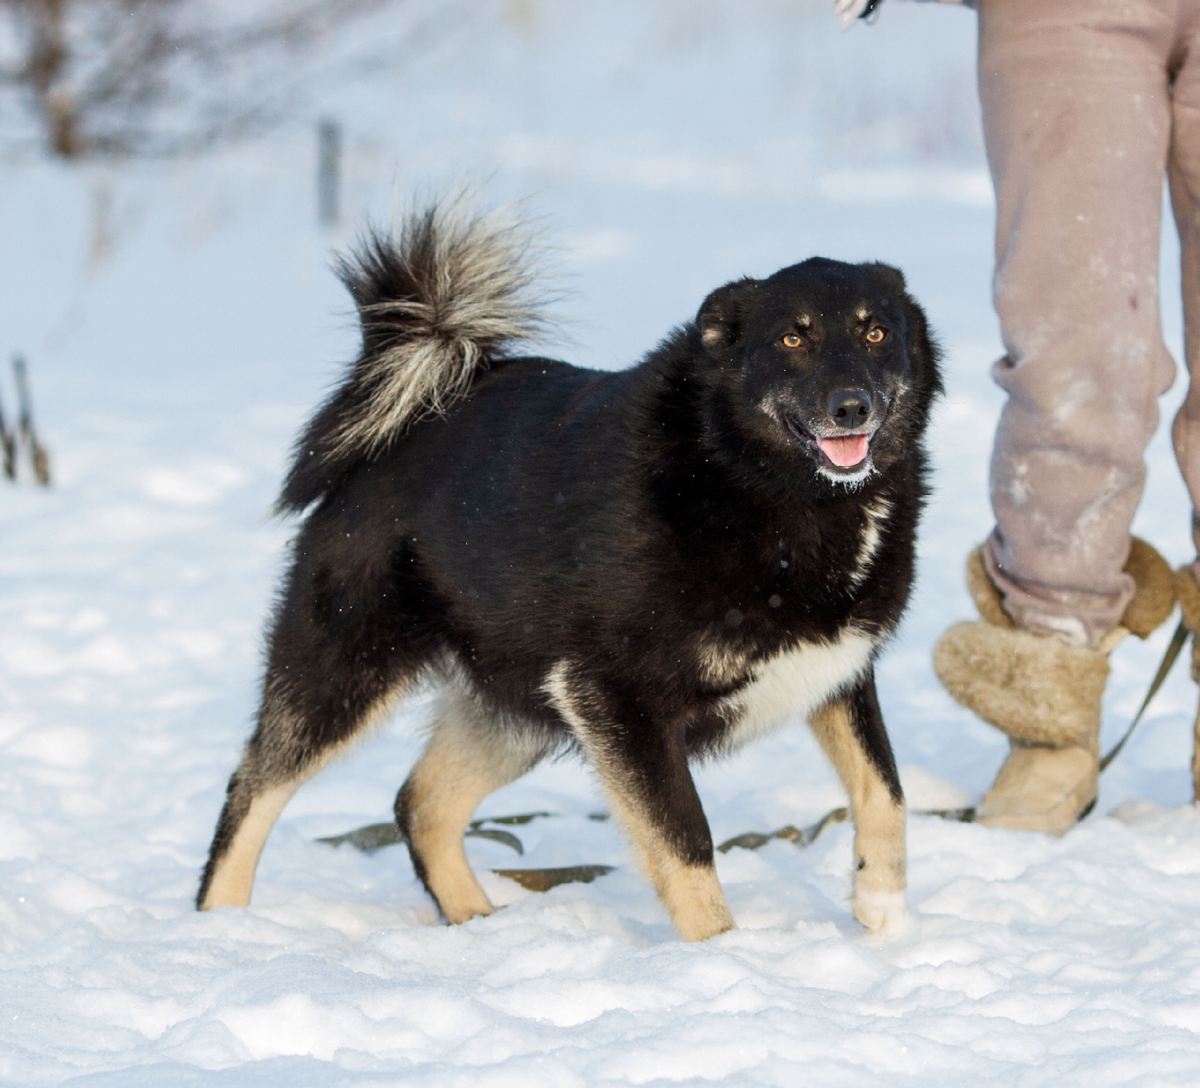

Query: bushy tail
[[277, 201, 546, 513]]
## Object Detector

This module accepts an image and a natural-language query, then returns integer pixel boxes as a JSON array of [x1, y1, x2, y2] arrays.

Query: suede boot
[[934, 538, 1176, 834]]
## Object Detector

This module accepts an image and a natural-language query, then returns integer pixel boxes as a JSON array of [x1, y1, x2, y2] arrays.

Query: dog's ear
[[865, 262, 907, 295], [696, 277, 759, 358], [894, 282, 944, 402], [905, 294, 944, 399]]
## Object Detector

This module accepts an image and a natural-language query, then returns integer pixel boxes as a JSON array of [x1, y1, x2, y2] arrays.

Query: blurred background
[[0, 0, 986, 399]]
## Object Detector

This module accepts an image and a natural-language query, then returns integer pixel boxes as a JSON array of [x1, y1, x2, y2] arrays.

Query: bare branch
[[0, 0, 424, 160]]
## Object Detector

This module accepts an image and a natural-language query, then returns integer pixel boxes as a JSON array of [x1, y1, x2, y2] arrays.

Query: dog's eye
[[865, 327, 887, 344], [781, 333, 802, 348]]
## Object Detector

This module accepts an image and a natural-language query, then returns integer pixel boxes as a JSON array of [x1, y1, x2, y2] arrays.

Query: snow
[[3, 1, 1200, 1083]]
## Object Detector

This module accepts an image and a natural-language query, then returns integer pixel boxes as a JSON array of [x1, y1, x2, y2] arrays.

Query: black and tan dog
[[197, 203, 942, 941]]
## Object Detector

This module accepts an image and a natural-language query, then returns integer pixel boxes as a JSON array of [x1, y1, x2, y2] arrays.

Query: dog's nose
[[826, 390, 872, 428]]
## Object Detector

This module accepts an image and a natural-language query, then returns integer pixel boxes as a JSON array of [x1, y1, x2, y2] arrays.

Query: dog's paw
[[852, 889, 910, 938]]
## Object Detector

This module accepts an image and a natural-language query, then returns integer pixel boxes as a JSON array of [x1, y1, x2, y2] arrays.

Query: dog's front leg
[[544, 665, 734, 942], [809, 668, 908, 935]]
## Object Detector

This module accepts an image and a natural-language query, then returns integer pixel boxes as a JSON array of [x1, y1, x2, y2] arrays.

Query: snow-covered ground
[[4, 1, 1200, 1083]]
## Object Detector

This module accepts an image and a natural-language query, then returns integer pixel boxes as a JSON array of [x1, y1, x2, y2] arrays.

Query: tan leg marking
[[542, 662, 734, 942], [809, 698, 907, 933], [201, 680, 412, 912], [199, 782, 299, 910], [404, 698, 543, 925], [605, 790, 735, 942]]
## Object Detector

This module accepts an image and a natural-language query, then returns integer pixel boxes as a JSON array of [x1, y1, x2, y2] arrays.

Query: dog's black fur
[[198, 203, 942, 940]]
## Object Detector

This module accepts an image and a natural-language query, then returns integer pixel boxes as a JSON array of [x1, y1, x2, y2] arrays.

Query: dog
[[197, 201, 942, 941]]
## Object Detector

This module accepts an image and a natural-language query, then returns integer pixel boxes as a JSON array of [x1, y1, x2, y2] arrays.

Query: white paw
[[852, 889, 910, 938]]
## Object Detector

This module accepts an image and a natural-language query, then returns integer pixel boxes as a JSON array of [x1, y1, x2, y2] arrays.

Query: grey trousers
[[978, 0, 1200, 647]]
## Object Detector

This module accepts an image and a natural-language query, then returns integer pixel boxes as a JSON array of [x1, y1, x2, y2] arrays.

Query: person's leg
[[1167, 3, 1200, 800], [936, 0, 1180, 833], [1171, 8, 1200, 554], [979, 0, 1176, 648]]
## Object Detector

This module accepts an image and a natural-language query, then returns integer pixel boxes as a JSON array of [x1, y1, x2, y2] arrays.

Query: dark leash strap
[[1099, 618, 1190, 772]]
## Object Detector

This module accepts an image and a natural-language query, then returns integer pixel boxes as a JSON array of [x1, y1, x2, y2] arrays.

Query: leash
[[1099, 618, 1189, 772]]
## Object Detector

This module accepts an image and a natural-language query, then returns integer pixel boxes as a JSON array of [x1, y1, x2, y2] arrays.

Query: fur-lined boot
[[934, 539, 1176, 834]]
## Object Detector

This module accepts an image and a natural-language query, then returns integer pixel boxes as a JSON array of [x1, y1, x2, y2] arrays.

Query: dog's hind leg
[[198, 544, 425, 911], [198, 663, 415, 911], [809, 666, 907, 935], [196, 766, 303, 913], [544, 663, 735, 943], [396, 691, 551, 924]]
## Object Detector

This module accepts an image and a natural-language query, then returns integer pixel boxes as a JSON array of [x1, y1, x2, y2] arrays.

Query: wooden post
[[317, 118, 341, 227]]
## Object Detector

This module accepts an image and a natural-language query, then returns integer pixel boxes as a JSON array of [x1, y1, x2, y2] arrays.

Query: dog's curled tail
[[277, 201, 547, 513]]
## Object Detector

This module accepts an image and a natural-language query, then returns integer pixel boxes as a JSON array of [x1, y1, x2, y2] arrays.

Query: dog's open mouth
[[784, 414, 872, 470]]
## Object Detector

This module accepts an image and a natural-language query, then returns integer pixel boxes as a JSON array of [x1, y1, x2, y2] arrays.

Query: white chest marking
[[719, 629, 876, 750]]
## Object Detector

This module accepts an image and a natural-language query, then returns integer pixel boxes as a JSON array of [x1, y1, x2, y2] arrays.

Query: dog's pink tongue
[[818, 435, 869, 468]]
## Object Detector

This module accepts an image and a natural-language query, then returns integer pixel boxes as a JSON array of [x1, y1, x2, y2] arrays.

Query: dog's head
[[696, 258, 941, 488]]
